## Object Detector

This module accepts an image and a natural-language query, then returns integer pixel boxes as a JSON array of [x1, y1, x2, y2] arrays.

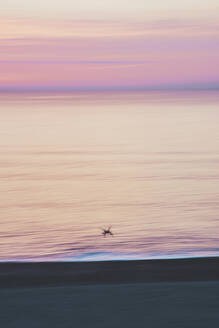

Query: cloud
[[0, 59, 153, 66], [0, 16, 218, 91], [1, 16, 219, 39]]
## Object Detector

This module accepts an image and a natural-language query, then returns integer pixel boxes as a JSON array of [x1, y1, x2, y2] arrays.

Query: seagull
[[101, 226, 113, 237]]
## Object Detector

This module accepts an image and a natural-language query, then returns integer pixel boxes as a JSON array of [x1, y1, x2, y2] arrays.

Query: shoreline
[[1, 257, 219, 327], [1, 256, 219, 288]]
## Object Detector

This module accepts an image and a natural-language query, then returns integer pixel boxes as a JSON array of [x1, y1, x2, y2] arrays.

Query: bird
[[101, 226, 113, 237]]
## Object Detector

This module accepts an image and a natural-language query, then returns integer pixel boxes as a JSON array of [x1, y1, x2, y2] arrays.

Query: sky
[[0, 0, 219, 91]]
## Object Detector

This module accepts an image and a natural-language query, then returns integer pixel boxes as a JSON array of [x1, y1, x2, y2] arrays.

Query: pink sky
[[0, 16, 219, 91]]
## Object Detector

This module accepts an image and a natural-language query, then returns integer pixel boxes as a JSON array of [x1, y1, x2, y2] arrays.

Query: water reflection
[[0, 91, 219, 261]]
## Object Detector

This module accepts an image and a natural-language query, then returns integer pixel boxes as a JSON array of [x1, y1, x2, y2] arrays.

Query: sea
[[0, 90, 219, 261]]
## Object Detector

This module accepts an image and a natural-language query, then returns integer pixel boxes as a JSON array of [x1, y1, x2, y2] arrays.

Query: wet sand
[[1, 257, 219, 327]]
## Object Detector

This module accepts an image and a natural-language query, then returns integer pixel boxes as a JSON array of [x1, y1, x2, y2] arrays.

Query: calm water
[[1, 91, 219, 261]]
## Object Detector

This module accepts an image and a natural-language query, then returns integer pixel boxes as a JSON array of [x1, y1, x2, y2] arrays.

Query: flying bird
[[101, 226, 113, 237]]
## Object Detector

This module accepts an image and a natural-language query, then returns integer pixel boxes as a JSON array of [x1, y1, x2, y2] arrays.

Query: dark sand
[[1, 257, 219, 327]]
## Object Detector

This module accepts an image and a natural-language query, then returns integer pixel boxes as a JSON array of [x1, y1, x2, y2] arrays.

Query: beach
[[1, 257, 219, 327], [1, 0, 219, 325]]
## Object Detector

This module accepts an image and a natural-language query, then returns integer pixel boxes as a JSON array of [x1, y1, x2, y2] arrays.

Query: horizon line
[[0, 84, 219, 94]]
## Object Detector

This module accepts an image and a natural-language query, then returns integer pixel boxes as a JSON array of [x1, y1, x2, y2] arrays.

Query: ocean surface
[[0, 90, 219, 261]]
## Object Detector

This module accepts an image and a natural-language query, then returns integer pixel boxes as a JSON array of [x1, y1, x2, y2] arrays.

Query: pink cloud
[[0, 17, 219, 91]]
